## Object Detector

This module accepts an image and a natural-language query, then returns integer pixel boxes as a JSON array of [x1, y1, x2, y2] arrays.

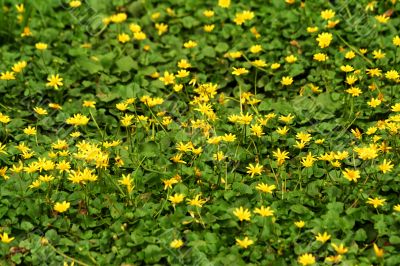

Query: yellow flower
[[252, 59, 267, 67], [342, 168, 360, 182], [316, 32, 333, 48], [23, 126, 37, 135], [341, 65, 354, 72], [203, 10, 214, 17], [393, 35, 400, 46], [307, 26, 318, 33], [0, 232, 15, 243], [133, 31, 146, 40], [232, 67, 249, 76], [250, 45, 262, 54], [345, 75, 358, 85], [378, 159, 393, 173], [281, 76, 293, 85], [0, 112, 11, 124], [54, 201, 71, 213], [176, 70, 190, 78], [321, 9, 335, 20], [298, 253, 316, 266], [313, 53, 328, 61], [236, 237, 254, 248], [331, 243, 348, 254], [46, 74, 63, 90], [69, 1, 81, 8], [204, 24, 215, 32], [273, 148, 289, 165], [345, 50, 355, 59], [385, 70, 399, 80], [367, 197, 386, 208], [159, 71, 175, 85], [34, 107, 48, 115], [255, 183, 276, 193], [301, 153, 316, 168], [66, 114, 90, 126], [375, 14, 390, 23], [233, 206, 251, 221], [15, 4, 24, 13], [155, 23, 168, 35], [183, 40, 197, 48], [119, 174, 134, 193], [346, 87, 362, 97], [372, 49, 385, 59], [177, 59, 191, 69], [218, 0, 231, 8], [168, 193, 185, 205], [367, 98, 381, 108], [246, 163, 263, 177], [12, 61, 27, 73], [295, 220, 305, 228], [325, 255, 342, 263], [0, 71, 15, 80], [162, 178, 178, 190], [393, 204, 400, 212], [170, 239, 184, 248], [187, 194, 207, 207], [83, 100, 96, 108], [271, 63, 281, 69], [253, 206, 274, 217], [118, 33, 130, 43], [285, 55, 297, 63], [373, 243, 384, 258], [315, 232, 331, 243], [366, 68, 382, 77], [35, 42, 48, 50]]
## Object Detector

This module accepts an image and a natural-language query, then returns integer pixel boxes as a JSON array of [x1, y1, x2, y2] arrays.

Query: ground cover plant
[[0, 0, 400, 265]]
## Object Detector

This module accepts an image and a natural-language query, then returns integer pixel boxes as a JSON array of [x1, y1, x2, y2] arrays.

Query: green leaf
[[76, 58, 103, 74], [144, 244, 163, 264], [116, 56, 138, 72]]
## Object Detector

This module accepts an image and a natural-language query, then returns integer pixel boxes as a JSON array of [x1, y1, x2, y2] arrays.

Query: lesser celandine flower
[[118, 33, 130, 43], [218, 0, 230, 8], [236, 237, 254, 248], [69, 1, 81, 7], [316, 32, 333, 48], [233, 206, 251, 221], [367, 197, 386, 208], [0, 71, 15, 80], [298, 253, 315, 265], [170, 239, 184, 248], [281, 76, 293, 85], [373, 243, 384, 258], [295, 220, 305, 228], [46, 74, 63, 90], [256, 183, 276, 193], [331, 243, 348, 254], [385, 70, 399, 80], [187, 194, 207, 207], [342, 168, 360, 182], [35, 42, 48, 50], [0, 232, 15, 244], [168, 193, 185, 205], [246, 163, 263, 177], [54, 201, 70, 213], [253, 206, 274, 217], [155, 23, 168, 35], [315, 232, 331, 243], [183, 40, 197, 48], [393, 35, 400, 46], [375, 14, 389, 23]]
